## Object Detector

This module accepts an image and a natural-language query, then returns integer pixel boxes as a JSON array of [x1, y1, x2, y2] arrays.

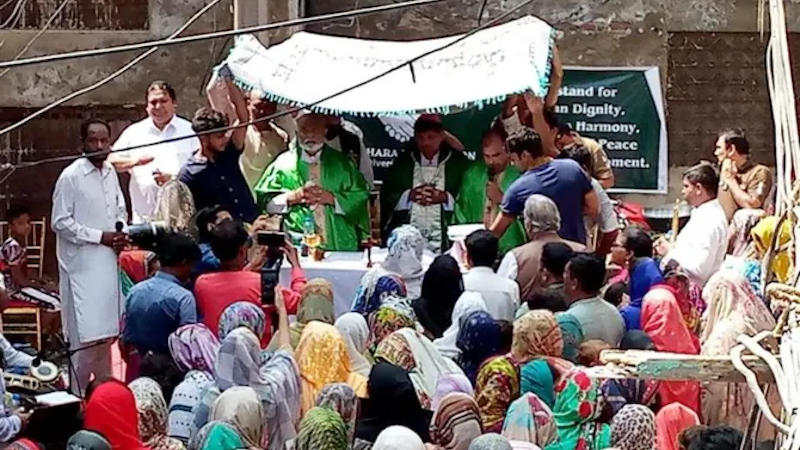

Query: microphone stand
[[44, 335, 117, 398]]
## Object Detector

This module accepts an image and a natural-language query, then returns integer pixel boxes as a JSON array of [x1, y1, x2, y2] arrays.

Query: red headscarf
[[641, 286, 702, 416], [656, 403, 701, 450], [84, 381, 151, 450]]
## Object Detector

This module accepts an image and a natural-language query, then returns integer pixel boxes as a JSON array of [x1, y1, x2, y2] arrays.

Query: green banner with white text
[[348, 66, 667, 193]]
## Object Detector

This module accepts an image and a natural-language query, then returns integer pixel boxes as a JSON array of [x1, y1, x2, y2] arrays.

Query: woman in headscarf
[[429, 393, 483, 450], [751, 215, 792, 283], [292, 407, 349, 450], [351, 271, 408, 316], [372, 426, 426, 450], [434, 292, 488, 360], [153, 180, 196, 232], [130, 377, 185, 450], [413, 255, 464, 339], [610, 405, 657, 450], [600, 331, 660, 416], [208, 387, 265, 449], [700, 269, 779, 438], [728, 208, 766, 257], [335, 313, 373, 378], [661, 269, 705, 335], [192, 422, 246, 450], [167, 324, 220, 444], [194, 302, 301, 450], [551, 369, 611, 450], [270, 278, 335, 350], [381, 225, 427, 298], [295, 321, 368, 415], [217, 301, 266, 341], [520, 360, 556, 409], [475, 311, 568, 433], [640, 286, 701, 415], [375, 327, 465, 410], [456, 310, 503, 384], [67, 431, 112, 450], [431, 374, 474, 411], [84, 380, 151, 450], [655, 403, 700, 450], [555, 313, 583, 364], [501, 393, 557, 448], [468, 434, 513, 450], [316, 383, 359, 445], [355, 362, 431, 444], [368, 301, 416, 349]]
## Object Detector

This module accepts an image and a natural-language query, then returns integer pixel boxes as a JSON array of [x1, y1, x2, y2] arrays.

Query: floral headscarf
[[430, 393, 483, 450], [316, 383, 358, 444], [434, 292, 488, 360], [610, 405, 657, 450], [552, 369, 611, 450], [168, 324, 220, 375], [457, 310, 503, 384], [294, 407, 349, 450], [218, 302, 266, 340], [129, 377, 185, 450], [352, 269, 408, 315], [475, 355, 520, 433], [368, 301, 416, 347], [501, 393, 558, 447], [513, 311, 563, 363]]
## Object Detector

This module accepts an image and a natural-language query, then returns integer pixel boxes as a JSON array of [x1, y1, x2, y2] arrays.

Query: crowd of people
[[0, 62, 784, 450]]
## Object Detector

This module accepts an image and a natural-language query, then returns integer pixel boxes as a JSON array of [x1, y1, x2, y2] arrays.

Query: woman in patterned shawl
[[551, 369, 611, 450], [292, 407, 349, 450], [368, 300, 416, 350], [429, 393, 483, 450], [316, 383, 359, 445], [475, 311, 567, 433], [352, 270, 408, 315], [268, 278, 335, 350], [129, 377, 185, 450], [208, 387, 265, 449], [501, 393, 558, 448], [610, 405, 657, 450]]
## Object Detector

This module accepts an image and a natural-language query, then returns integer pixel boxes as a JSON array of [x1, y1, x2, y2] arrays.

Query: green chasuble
[[454, 161, 527, 254], [254, 144, 370, 251], [380, 145, 471, 251]]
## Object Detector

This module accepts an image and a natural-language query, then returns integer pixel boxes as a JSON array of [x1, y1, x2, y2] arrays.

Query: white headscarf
[[433, 292, 488, 359], [381, 225, 426, 298], [373, 426, 426, 450], [334, 312, 372, 378]]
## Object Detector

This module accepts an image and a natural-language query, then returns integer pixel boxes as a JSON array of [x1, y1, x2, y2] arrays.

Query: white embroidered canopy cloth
[[216, 15, 555, 116]]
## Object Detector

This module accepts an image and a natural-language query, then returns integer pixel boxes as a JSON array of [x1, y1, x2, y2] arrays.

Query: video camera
[[122, 221, 168, 251], [256, 230, 285, 305]]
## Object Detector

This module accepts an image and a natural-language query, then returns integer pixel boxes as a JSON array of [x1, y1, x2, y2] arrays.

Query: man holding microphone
[[52, 118, 129, 395]]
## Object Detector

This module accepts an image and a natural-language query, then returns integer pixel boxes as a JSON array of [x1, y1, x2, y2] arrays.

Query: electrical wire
[[0, 0, 536, 176], [477, 0, 490, 25], [0, 0, 28, 29], [0, 0, 452, 70], [0, 0, 223, 138], [0, 0, 71, 80]]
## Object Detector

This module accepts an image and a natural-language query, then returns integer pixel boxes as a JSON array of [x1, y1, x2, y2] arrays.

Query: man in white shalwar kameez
[[52, 119, 128, 396]]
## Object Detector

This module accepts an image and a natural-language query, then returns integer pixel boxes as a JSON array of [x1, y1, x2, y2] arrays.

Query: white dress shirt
[[664, 199, 728, 286], [52, 158, 128, 343], [112, 115, 199, 223], [463, 266, 520, 322]]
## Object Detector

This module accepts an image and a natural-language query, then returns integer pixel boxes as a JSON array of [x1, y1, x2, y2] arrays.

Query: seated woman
[[616, 227, 663, 331], [551, 369, 611, 450], [268, 279, 334, 350], [83, 380, 149, 450], [413, 255, 464, 339]]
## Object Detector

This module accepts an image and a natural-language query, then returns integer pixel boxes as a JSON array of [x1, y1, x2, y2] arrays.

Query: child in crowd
[[0, 205, 37, 296]]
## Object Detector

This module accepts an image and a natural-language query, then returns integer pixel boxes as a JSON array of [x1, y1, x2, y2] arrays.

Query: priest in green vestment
[[255, 112, 370, 251], [380, 114, 471, 252], [455, 126, 527, 254]]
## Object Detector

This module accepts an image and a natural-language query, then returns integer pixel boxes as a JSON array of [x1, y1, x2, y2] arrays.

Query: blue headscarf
[[520, 359, 556, 407], [456, 310, 502, 383], [351, 269, 408, 315]]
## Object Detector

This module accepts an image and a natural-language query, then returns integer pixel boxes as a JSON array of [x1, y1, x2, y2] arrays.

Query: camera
[[257, 231, 285, 306], [124, 221, 168, 250]]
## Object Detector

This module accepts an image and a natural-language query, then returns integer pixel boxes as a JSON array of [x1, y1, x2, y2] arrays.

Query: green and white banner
[[348, 66, 667, 193]]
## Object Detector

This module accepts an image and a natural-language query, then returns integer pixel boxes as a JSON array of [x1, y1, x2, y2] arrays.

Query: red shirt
[[194, 267, 305, 346]]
